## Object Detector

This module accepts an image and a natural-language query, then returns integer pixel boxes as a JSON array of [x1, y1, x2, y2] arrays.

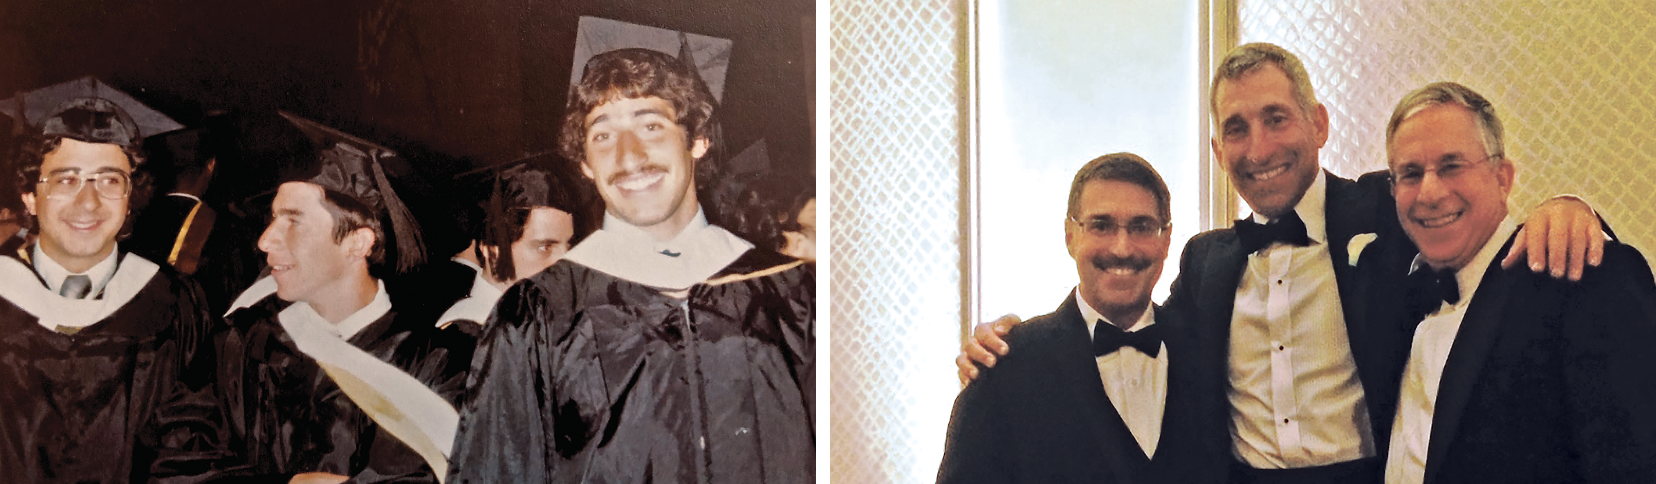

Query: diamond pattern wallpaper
[[830, 0, 967, 482], [1238, 0, 1656, 264]]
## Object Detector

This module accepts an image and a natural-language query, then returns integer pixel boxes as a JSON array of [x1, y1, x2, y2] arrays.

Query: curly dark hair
[[558, 48, 720, 183]]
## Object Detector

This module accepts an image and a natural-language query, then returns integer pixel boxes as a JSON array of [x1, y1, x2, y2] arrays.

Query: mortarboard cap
[[454, 152, 598, 243], [276, 111, 427, 274], [0, 76, 183, 142], [570, 17, 732, 102]]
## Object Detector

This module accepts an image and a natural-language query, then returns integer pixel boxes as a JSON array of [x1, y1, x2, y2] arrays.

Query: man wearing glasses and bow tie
[[937, 153, 1229, 484], [0, 96, 218, 481]]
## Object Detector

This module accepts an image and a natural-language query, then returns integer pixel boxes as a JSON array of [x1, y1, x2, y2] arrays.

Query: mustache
[[606, 164, 670, 185], [1091, 254, 1152, 273]]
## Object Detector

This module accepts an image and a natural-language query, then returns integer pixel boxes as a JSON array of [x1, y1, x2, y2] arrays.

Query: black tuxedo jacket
[[937, 294, 1229, 484], [1353, 231, 1656, 484], [1163, 170, 1415, 450]]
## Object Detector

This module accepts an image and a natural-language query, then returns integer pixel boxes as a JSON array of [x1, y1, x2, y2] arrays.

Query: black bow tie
[[1093, 320, 1162, 357], [1406, 266, 1461, 321], [1235, 211, 1312, 254]]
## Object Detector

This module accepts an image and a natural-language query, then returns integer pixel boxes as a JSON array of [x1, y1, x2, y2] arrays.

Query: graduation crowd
[[0, 46, 815, 483]]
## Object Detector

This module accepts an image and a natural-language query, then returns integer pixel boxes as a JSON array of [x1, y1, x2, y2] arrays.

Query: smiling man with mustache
[[448, 47, 815, 483], [938, 153, 1229, 483]]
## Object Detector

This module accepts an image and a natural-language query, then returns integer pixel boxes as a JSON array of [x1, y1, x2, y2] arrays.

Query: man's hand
[[956, 314, 1023, 385], [290, 472, 350, 484], [1501, 196, 1604, 281]]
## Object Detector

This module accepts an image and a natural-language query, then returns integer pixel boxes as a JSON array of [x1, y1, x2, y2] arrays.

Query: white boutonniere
[[1347, 233, 1377, 267]]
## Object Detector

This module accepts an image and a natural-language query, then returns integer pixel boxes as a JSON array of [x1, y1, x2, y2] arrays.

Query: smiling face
[[22, 138, 132, 273], [579, 95, 709, 241], [1211, 64, 1330, 218], [506, 206, 575, 282], [257, 182, 370, 303], [1389, 103, 1514, 271], [1066, 180, 1171, 321]]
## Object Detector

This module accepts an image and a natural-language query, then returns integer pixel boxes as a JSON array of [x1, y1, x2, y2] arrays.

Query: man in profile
[[937, 153, 1227, 483], [198, 113, 472, 483], [449, 47, 815, 483]]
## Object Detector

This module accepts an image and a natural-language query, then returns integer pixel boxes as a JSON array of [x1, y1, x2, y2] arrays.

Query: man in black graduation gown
[[448, 47, 815, 483], [1362, 82, 1656, 484], [937, 153, 1228, 484], [957, 42, 1610, 483], [433, 153, 595, 334], [0, 96, 220, 482], [186, 112, 472, 483]]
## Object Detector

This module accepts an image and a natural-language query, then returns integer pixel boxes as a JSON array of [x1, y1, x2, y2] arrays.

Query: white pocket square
[[1348, 233, 1378, 267]]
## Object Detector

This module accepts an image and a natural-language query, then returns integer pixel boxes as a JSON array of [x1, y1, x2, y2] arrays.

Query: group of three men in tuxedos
[[943, 42, 1655, 484]]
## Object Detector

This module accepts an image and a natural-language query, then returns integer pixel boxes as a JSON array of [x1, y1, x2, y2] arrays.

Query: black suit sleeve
[[937, 372, 1015, 484], [1560, 245, 1656, 483]]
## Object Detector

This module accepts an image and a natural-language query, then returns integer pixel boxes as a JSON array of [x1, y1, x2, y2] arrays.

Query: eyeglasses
[[37, 170, 132, 200], [1389, 153, 1501, 188], [1070, 216, 1169, 240]]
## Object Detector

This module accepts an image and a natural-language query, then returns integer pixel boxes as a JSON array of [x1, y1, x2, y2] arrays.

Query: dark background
[[0, 0, 814, 210]]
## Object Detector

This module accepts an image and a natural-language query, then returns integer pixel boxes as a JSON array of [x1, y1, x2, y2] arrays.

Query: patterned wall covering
[[1237, 0, 1656, 264], [830, 0, 967, 482]]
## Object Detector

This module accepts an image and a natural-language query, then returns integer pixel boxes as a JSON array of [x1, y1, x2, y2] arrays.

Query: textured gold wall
[[1239, 0, 1656, 263]]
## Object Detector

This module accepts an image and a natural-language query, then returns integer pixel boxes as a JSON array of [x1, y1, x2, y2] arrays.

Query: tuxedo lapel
[[1422, 235, 1520, 484], [1323, 173, 1380, 365], [1199, 235, 1250, 339], [1052, 295, 1153, 481]]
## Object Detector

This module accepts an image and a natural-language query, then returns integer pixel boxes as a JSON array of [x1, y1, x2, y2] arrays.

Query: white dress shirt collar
[[283, 279, 392, 340], [34, 243, 120, 297], [1408, 216, 1519, 315], [436, 258, 506, 327], [1251, 169, 1329, 245]]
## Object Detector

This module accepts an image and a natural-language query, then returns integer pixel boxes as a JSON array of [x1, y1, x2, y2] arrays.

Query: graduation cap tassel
[[366, 152, 427, 273]]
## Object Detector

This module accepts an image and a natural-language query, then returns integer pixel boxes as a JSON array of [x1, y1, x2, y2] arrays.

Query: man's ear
[[690, 137, 711, 160], [579, 159, 595, 180], [1311, 103, 1331, 148], [347, 227, 376, 260], [20, 193, 35, 217], [1495, 157, 1516, 195]]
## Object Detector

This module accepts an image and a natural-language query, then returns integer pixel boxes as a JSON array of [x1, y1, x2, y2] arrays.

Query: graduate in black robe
[[448, 47, 815, 483], [198, 277, 473, 483], [0, 91, 222, 482], [449, 228, 815, 483], [175, 111, 472, 483], [0, 250, 223, 483]]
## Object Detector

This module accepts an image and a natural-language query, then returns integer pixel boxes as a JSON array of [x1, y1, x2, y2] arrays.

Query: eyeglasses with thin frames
[[1069, 216, 1169, 241], [1389, 153, 1501, 188], [37, 170, 132, 200]]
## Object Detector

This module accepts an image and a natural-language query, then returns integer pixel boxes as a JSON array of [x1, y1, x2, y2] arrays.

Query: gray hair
[[1210, 42, 1321, 127], [1385, 81, 1505, 162]]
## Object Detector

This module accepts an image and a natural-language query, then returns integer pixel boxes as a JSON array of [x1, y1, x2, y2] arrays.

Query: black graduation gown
[[129, 194, 202, 265], [448, 250, 815, 483], [193, 292, 474, 483], [0, 251, 220, 483]]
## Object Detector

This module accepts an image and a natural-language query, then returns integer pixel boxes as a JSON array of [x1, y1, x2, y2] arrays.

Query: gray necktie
[[60, 274, 92, 299]]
